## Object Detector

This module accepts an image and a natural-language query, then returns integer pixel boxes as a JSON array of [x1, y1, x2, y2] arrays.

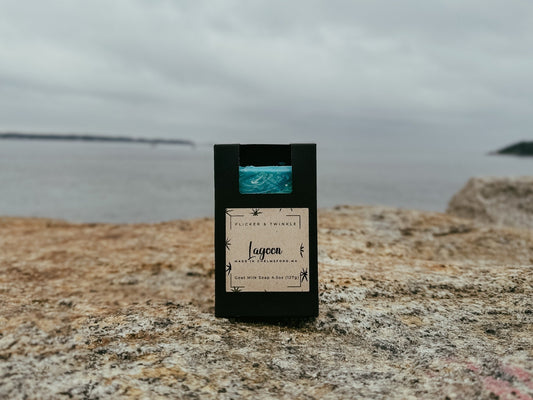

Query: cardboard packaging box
[[214, 144, 318, 317]]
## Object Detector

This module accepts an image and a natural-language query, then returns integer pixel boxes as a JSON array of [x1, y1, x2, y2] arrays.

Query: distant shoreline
[[0, 132, 195, 147], [491, 140, 533, 157]]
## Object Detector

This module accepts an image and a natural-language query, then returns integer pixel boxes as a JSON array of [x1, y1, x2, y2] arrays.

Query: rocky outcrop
[[0, 206, 532, 399], [447, 176, 533, 229]]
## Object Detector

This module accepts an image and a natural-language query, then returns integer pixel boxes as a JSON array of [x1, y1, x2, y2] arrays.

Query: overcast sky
[[0, 0, 532, 148]]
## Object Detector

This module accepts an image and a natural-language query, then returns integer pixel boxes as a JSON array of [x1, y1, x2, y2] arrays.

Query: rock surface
[[447, 176, 533, 229], [0, 206, 532, 399]]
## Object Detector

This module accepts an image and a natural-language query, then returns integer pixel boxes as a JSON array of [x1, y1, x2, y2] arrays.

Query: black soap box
[[214, 144, 318, 318]]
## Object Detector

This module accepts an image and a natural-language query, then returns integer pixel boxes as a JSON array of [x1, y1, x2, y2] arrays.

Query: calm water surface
[[0, 140, 531, 222]]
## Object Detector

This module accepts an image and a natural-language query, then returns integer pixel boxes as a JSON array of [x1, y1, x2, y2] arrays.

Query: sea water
[[0, 139, 531, 223]]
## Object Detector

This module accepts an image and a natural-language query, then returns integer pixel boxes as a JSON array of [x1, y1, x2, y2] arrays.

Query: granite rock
[[447, 176, 533, 229], [0, 206, 532, 399]]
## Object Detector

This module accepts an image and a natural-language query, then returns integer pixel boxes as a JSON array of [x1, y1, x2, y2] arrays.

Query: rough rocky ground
[[0, 206, 532, 399]]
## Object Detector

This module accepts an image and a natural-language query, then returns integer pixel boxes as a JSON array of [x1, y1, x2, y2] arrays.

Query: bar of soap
[[239, 165, 292, 194]]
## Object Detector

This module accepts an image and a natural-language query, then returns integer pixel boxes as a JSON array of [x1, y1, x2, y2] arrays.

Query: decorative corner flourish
[[225, 209, 244, 230]]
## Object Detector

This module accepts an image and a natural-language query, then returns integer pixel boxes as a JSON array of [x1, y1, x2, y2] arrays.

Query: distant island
[[492, 141, 533, 157], [0, 132, 195, 147]]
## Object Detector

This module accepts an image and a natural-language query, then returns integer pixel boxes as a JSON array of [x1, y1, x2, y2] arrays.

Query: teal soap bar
[[239, 165, 293, 194]]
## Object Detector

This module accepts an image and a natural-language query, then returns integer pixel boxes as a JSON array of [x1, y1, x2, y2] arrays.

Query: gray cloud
[[0, 0, 532, 148]]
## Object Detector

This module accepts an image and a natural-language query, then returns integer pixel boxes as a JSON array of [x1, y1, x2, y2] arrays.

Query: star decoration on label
[[251, 208, 262, 216]]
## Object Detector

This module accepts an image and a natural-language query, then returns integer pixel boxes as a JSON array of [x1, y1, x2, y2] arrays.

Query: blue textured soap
[[239, 165, 293, 194]]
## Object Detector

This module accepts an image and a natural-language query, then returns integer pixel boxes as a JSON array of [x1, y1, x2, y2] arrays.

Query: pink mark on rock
[[466, 362, 480, 373], [483, 377, 533, 400], [503, 365, 533, 391]]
